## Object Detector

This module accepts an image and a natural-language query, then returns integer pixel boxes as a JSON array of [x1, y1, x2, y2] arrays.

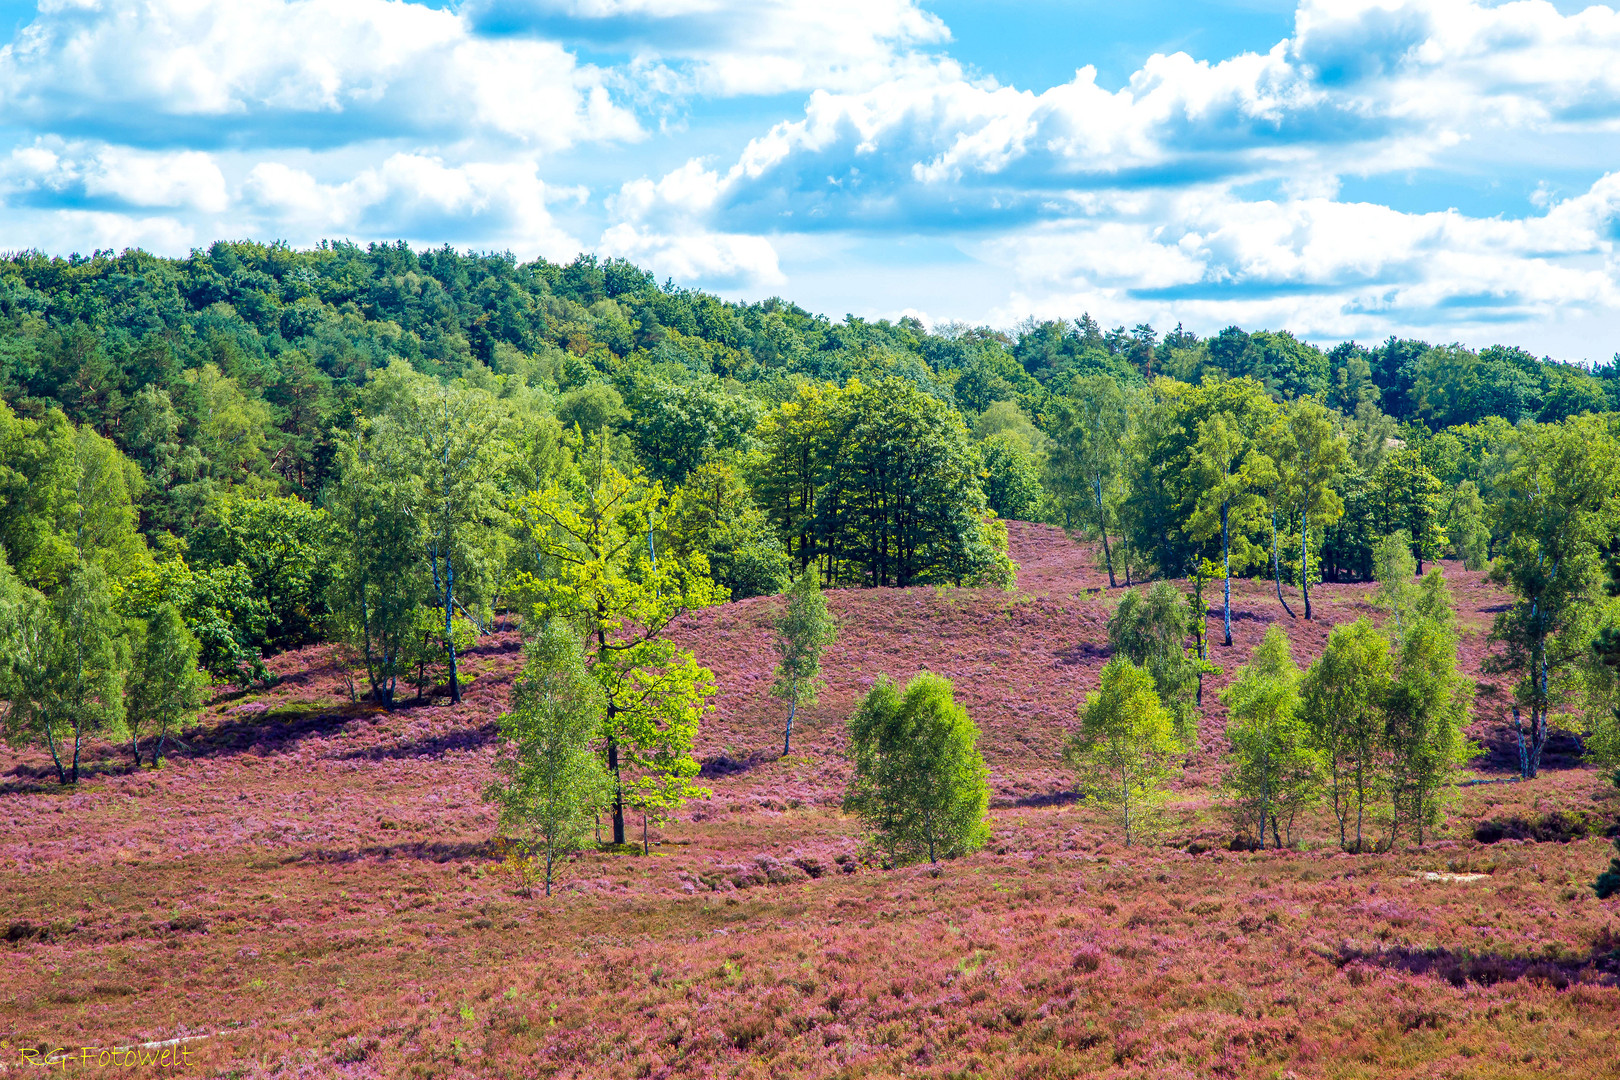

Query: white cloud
[[0, 0, 641, 150], [467, 0, 948, 96], [2, 139, 228, 212], [242, 154, 582, 259], [599, 220, 782, 286]]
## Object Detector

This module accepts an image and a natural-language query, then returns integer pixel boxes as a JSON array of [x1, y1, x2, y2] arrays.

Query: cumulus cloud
[[464, 0, 948, 96], [3, 140, 229, 212], [241, 155, 583, 258], [0, 0, 641, 149], [595, 0, 1620, 333]]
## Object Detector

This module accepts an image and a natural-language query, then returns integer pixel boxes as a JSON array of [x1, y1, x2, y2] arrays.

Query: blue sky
[[2, 0, 1620, 358]]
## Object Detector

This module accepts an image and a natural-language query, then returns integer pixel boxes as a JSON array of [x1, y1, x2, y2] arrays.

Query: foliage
[[124, 602, 208, 767], [667, 458, 790, 601], [485, 621, 611, 896], [1384, 571, 1474, 846], [1065, 657, 1183, 847], [0, 562, 128, 784], [515, 436, 719, 845], [755, 379, 1007, 588], [771, 571, 837, 754], [324, 426, 430, 708], [1488, 415, 1619, 778], [1221, 626, 1318, 849], [977, 432, 1046, 523], [189, 490, 333, 651], [844, 673, 991, 864], [1299, 620, 1392, 852], [1107, 581, 1202, 745]]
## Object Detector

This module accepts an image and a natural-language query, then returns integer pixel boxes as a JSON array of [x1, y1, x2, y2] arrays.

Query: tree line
[[5, 240, 1620, 889]]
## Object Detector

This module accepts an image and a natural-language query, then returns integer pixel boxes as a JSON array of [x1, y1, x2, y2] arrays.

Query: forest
[[5, 240, 1620, 1076], [5, 242, 1620, 800]]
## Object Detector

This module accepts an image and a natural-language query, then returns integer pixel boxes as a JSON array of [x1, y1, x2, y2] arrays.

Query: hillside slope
[[1, 525, 1616, 1079]]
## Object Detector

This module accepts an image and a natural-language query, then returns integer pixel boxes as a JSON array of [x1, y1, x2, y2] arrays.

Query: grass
[[0, 524, 1616, 1077]]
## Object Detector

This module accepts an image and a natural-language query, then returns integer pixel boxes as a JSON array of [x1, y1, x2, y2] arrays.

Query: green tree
[[977, 432, 1046, 523], [1, 562, 128, 784], [1384, 571, 1474, 846], [1282, 398, 1350, 619], [1488, 416, 1618, 778], [189, 491, 332, 651], [1300, 619, 1392, 852], [1108, 580, 1202, 745], [124, 602, 207, 766], [1221, 625, 1319, 848], [755, 379, 1005, 588], [667, 458, 790, 601], [1372, 529, 1418, 635], [1189, 414, 1267, 646], [1372, 447, 1448, 573], [844, 672, 991, 864], [771, 570, 837, 755], [1446, 480, 1490, 570], [368, 363, 514, 704], [1046, 376, 1130, 585], [516, 436, 720, 846], [485, 620, 611, 896], [324, 427, 430, 708], [1065, 657, 1183, 847]]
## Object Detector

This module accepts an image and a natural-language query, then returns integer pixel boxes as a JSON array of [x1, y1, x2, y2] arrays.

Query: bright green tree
[[485, 620, 612, 896], [1372, 529, 1418, 635], [1065, 657, 1184, 847], [1108, 580, 1203, 745], [844, 672, 990, 864], [772, 570, 837, 755], [1385, 570, 1474, 846], [516, 435, 720, 846], [1221, 625, 1319, 848], [125, 602, 208, 767], [1300, 619, 1392, 852], [1, 562, 128, 784]]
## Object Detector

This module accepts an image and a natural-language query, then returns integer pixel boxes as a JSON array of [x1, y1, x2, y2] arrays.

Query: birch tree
[[771, 570, 836, 755], [1065, 658, 1183, 847]]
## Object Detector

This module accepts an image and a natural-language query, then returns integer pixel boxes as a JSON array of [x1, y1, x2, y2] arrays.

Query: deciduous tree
[[844, 673, 990, 864], [1065, 658, 1183, 847], [485, 620, 611, 896], [772, 571, 837, 755]]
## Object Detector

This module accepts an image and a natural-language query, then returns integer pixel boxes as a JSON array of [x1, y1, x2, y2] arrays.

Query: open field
[[2, 524, 1618, 1078]]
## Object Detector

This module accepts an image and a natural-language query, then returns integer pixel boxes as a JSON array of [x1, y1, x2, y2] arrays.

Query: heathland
[[2, 524, 1616, 1079]]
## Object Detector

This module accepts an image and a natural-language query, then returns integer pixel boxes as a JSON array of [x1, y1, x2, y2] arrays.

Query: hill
[[2, 524, 1617, 1077]]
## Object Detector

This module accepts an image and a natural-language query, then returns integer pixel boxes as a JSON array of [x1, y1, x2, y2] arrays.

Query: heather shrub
[[844, 672, 991, 864]]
